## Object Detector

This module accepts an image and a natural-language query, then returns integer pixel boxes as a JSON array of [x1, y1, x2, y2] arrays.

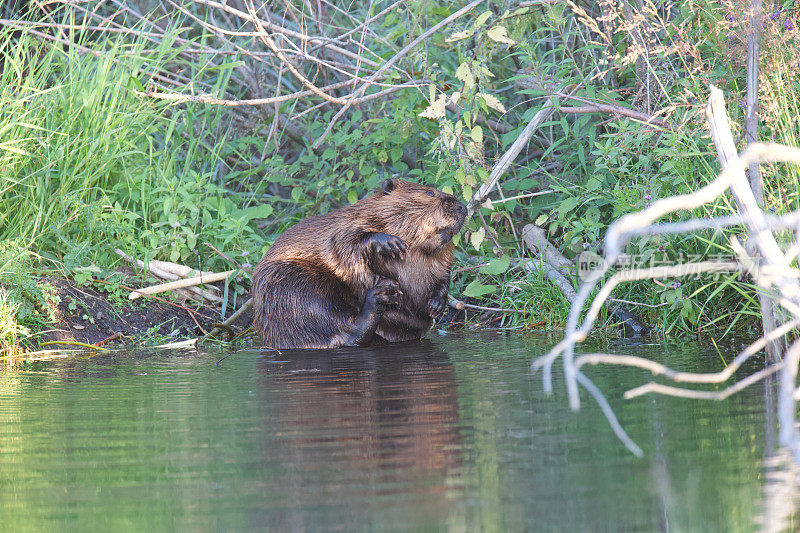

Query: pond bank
[[31, 274, 254, 349]]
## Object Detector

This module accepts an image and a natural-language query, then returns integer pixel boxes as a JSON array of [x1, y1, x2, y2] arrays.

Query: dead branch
[[205, 298, 253, 339], [134, 80, 422, 107], [553, 91, 673, 129], [129, 270, 236, 300], [530, 85, 800, 463]]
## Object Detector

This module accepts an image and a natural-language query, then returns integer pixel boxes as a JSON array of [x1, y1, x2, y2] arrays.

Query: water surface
[[1, 333, 797, 531]]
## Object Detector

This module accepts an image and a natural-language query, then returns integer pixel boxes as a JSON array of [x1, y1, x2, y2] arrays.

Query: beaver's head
[[371, 179, 467, 254]]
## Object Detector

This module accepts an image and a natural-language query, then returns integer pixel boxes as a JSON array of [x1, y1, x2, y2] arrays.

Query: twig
[[557, 102, 671, 130], [40, 340, 107, 351], [481, 190, 556, 207], [206, 298, 253, 339], [448, 297, 530, 315], [129, 270, 236, 300], [135, 79, 422, 107], [93, 332, 123, 346], [625, 364, 783, 400], [575, 370, 643, 456]]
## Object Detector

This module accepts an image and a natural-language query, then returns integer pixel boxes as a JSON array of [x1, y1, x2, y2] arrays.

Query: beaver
[[252, 179, 467, 349]]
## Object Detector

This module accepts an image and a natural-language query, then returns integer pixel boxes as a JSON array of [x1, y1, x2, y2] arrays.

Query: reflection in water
[[758, 373, 800, 533], [3, 334, 800, 531], [254, 340, 463, 530]]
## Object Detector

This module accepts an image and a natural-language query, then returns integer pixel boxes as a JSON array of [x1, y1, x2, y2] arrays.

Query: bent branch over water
[[532, 85, 800, 463]]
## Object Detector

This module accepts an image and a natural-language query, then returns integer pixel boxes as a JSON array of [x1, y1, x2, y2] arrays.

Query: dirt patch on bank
[[37, 274, 254, 347]]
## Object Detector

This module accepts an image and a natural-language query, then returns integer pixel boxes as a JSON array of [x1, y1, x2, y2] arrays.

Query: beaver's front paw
[[368, 232, 407, 260], [366, 277, 403, 312], [428, 294, 447, 318]]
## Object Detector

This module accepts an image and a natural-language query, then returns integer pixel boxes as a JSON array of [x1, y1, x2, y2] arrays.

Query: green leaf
[[557, 196, 579, 215], [236, 204, 274, 224], [470, 227, 486, 250], [481, 255, 510, 275], [455, 62, 475, 91], [535, 214, 548, 225], [473, 10, 492, 29], [348, 189, 359, 204], [476, 92, 506, 113], [486, 25, 515, 45], [471, 125, 483, 143], [585, 177, 602, 191], [463, 278, 497, 298]]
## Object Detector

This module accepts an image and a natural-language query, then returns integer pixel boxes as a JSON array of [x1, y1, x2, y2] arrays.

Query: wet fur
[[252, 179, 466, 349]]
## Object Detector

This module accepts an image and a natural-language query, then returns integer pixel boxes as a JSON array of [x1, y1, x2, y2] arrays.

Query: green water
[[0, 333, 796, 531]]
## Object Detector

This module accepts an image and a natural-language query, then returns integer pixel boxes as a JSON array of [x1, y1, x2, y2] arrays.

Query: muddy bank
[[37, 275, 254, 348], [33, 273, 487, 350]]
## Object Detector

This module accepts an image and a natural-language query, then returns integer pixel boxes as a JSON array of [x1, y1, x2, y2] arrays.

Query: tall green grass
[[0, 20, 243, 249], [0, 18, 253, 352]]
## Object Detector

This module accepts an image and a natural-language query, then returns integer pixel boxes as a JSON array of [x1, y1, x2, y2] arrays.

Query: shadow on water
[[252, 340, 463, 530]]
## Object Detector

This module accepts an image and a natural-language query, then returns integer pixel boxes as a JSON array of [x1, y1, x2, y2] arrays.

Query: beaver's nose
[[455, 202, 467, 215]]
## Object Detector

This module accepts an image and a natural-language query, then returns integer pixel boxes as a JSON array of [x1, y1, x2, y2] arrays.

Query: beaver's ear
[[380, 179, 396, 194]]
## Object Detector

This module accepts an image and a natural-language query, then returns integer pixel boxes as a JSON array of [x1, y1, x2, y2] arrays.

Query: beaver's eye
[[426, 190, 435, 197]]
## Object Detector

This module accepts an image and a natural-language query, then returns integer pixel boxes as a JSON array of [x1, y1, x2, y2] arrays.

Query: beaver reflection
[[255, 340, 462, 527]]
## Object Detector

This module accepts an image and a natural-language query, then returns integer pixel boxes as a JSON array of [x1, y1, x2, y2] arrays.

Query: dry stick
[[187, 0, 380, 68], [136, 80, 421, 107], [115, 249, 218, 302], [576, 369, 643, 457], [558, 104, 671, 130], [129, 270, 236, 300], [575, 317, 800, 383], [624, 363, 783, 401], [93, 332, 123, 347], [447, 296, 530, 315], [710, 85, 783, 364], [553, 92, 672, 129], [311, 0, 485, 150], [206, 298, 254, 339]]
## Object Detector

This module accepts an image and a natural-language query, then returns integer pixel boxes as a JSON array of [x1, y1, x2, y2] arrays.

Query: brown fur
[[252, 179, 466, 349]]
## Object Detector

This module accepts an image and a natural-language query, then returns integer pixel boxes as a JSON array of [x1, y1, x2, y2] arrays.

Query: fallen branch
[[129, 270, 236, 300], [134, 80, 421, 107], [206, 297, 253, 339], [530, 85, 800, 463], [115, 249, 220, 303], [447, 296, 530, 315]]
